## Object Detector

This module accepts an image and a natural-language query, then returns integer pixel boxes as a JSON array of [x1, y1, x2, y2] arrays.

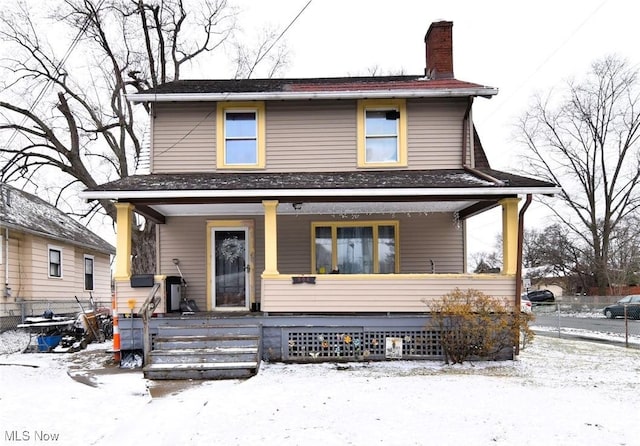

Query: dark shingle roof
[[87, 169, 555, 194], [0, 183, 115, 254], [137, 75, 493, 97]]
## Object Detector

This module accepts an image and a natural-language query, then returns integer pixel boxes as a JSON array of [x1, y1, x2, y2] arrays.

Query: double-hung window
[[84, 255, 94, 291], [217, 102, 266, 169], [357, 99, 407, 167], [48, 246, 62, 278], [312, 221, 399, 274]]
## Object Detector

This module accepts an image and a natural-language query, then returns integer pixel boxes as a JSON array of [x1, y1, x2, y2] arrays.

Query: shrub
[[428, 288, 534, 364]]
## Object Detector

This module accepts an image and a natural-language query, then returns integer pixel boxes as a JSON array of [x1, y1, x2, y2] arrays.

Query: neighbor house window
[[84, 255, 94, 291], [48, 247, 62, 278], [216, 102, 266, 169], [357, 99, 407, 167], [312, 221, 399, 274]]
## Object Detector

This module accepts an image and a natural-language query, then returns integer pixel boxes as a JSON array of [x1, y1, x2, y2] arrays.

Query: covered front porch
[[109, 195, 522, 316]]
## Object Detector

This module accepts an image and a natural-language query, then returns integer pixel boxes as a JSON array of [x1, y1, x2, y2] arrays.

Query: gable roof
[[0, 183, 115, 255], [129, 75, 498, 103]]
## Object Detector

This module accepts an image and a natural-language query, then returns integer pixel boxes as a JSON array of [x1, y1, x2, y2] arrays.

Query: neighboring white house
[[0, 183, 114, 325]]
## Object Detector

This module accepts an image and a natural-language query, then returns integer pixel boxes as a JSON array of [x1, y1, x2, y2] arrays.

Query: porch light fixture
[[292, 202, 303, 211]]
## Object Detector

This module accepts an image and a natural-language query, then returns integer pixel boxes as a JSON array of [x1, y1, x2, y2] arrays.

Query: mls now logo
[[5, 430, 60, 442]]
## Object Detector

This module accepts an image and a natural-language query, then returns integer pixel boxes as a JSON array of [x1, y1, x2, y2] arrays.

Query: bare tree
[[517, 55, 640, 294], [0, 0, 288, 273]]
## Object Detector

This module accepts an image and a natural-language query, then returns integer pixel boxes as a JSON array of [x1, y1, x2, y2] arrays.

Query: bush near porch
[[428, 288, 534, 364]]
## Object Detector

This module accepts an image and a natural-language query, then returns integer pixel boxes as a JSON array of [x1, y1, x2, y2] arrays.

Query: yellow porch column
[[114, 202, 134, 280], [263, 200, 279, 276], [500, 198, 520, 275]]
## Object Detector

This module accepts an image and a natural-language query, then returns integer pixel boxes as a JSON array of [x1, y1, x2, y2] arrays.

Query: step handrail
[[138, 282, 161, 365]]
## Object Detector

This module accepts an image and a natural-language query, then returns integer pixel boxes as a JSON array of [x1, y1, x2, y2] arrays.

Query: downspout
[[461, 98, 473, 166], [4, 228, 8, 298], [515, 194, 532, 355], [461, 96, 505, 186]]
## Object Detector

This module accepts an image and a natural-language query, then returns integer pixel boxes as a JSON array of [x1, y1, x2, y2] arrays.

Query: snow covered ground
[[1, 330, 638, 446]]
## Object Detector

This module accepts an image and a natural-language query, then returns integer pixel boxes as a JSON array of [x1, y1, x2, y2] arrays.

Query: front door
[[211, 226, 251, 310]]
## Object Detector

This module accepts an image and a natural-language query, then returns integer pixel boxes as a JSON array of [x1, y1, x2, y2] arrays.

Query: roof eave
[[0, 221, 115, 255], [80, 186, 561, 201], [126, 87, 498, 103]]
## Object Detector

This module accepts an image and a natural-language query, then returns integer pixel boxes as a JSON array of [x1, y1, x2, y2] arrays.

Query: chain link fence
[[531, 295, 640, 346]]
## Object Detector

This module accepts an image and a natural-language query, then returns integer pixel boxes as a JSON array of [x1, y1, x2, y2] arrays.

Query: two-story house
[[81, 21, 559, 379]]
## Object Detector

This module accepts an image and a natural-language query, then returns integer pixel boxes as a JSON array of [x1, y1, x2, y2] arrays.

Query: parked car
[[524, 289, 555, 304], [603, 295, 640, 319], [520, 295, 532, 314]]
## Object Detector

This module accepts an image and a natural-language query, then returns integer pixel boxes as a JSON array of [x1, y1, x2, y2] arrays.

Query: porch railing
[[138, 283, 161, 365]]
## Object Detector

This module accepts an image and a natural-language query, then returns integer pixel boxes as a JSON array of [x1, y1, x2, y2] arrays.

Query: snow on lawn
[[1, 331, 639, 446]]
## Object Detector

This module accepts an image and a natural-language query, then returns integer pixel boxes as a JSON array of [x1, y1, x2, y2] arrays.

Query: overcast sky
[[213, 0, 638, 257]]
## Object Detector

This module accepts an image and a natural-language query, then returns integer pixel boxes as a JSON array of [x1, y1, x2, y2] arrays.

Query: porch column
[[500, 198, 520, 275], [114, 202, 134, 280], [263, 200, 279, 276]]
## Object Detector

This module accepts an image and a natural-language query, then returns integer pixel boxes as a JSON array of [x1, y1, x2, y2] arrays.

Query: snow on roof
[[0, 183, 114, 254]]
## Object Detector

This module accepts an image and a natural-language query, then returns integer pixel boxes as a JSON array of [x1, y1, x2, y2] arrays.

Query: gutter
[[463, 166, 505, 186], [126, 87, 499, 103], [79, 186, 562, 201], [515, 193, 532, 355]]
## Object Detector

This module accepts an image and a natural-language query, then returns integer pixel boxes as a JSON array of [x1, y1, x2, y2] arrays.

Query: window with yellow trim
[[312, 221, 399, 274], [216, 102, 265, 169], [357, 99, 407, 167]]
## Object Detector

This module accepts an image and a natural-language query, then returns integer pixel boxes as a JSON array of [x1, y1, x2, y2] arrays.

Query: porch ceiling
[[147, 200, 480, 217]]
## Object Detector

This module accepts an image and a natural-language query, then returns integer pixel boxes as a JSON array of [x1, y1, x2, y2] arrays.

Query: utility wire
[[479, 0, 611, 124], [2, 1, 103, 173], [253, 0, 313, 69]]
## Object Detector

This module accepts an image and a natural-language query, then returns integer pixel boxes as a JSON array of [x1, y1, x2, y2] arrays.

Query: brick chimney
[[424, 21, 454, 79]]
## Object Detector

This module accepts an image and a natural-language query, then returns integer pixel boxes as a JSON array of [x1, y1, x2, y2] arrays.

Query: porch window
[[216, 102, 266, 169], [312, 221, 398, 274], [48, 246, 62, 278], [357, 99, 407, 167], [84, 255, 94, 291]]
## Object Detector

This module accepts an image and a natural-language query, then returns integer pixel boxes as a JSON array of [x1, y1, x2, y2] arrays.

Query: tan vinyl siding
[[407, 98, 466, 169], [4, 232, 25, 298], [261, 274, 516, 313], [114, 277, 165, 314], [150, 99, 469, 173], [2, 232, 111, 302], [399, 213, 464, 273], [74, 250, 112, 303], [157, 217, 209, 308], [152, 102, 216, 173], [156, 212, 463, 310], [265, 101, 356, 171]]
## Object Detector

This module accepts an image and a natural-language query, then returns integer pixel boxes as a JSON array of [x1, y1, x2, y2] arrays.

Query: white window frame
[[48, 245, 63, 279], [84, 254, 95, 291]]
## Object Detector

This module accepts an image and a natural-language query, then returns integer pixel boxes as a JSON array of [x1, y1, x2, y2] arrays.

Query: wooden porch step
[[144, 321, 262, 380], [153, 335, 259, 350], [149, 347, 258, 364], [144, 361, 258, 380]]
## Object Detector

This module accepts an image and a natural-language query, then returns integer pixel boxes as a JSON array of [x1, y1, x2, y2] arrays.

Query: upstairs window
[[84, 255, 94, 291], [48, 247, 62, 278], [217, 102, 265, 169], [357, 99, 407, 167]]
